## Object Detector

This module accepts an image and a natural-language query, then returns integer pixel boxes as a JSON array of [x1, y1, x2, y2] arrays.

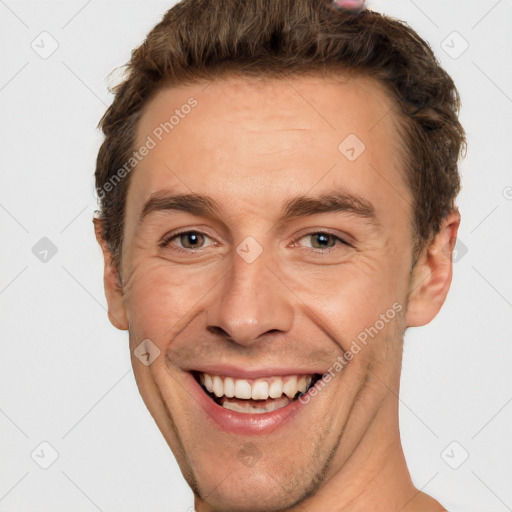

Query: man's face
[[118, 75, 416, 510]]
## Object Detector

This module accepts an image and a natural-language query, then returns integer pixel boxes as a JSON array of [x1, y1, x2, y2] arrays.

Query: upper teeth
[[199, 373, 313, 400]]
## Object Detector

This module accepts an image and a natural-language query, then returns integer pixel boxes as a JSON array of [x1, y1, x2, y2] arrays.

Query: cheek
[[123, 243, 408, 355], [123, 253, 237, 348], [276, 264, 405, 377], [285, 257, 402, 328], [123, 260, 208, 343]]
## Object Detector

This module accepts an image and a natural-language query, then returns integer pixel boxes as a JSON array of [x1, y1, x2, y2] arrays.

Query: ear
[[93, 217, 129, 331], [405, 209, 461, 327]]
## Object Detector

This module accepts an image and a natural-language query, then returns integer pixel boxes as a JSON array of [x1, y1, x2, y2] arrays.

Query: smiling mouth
[[193, 372, 322, 414]]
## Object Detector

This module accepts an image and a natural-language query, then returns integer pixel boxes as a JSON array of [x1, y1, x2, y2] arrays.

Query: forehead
[[128, 74, 409, 224]]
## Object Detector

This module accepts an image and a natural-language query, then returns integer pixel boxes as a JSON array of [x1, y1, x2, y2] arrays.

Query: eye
[[293, 232, 350, 250], [159, 230, 213, 251]]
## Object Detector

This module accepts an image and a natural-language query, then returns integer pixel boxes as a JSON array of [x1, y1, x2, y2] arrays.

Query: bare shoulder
[[400, 491, 449, 512]]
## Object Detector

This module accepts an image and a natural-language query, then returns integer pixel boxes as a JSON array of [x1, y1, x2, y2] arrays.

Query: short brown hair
[[94, 0, 466, 268]]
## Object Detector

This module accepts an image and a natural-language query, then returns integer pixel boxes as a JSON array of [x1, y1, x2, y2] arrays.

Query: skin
[[95, 74, 459, 511]]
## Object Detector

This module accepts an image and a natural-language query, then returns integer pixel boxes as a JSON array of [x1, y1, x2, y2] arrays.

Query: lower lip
[[184, 372, 309, 435]]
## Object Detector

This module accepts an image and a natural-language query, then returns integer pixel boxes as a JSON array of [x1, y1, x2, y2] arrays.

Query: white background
[[1, 0, 511, 511]]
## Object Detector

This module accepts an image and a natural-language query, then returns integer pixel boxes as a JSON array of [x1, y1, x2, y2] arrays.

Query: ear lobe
[[93, 217, 129, 331], [405, 210, 461, 327]]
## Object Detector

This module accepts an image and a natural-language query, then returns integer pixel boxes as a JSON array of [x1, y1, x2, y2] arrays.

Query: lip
[[184, 370, 319, 435], [187, 364, 324, 380]]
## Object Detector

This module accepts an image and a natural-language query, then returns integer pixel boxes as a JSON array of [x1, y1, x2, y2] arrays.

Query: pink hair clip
[[331, 0, 367, 13]]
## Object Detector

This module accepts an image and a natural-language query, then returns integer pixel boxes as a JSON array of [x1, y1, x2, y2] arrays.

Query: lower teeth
[[219, 396, 291, 414]]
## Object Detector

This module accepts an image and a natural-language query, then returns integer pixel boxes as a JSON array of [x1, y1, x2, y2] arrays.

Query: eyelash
[[290, 232, 352, 252], [159, 230, 215, 254], [159, 229, 351, 254]]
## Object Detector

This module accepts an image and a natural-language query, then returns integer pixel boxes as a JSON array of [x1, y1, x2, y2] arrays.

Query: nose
[[205, 249, 294, 346]]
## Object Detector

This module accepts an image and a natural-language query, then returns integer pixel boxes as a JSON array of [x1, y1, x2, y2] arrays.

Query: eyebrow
[[138, 190, 378, 227]]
